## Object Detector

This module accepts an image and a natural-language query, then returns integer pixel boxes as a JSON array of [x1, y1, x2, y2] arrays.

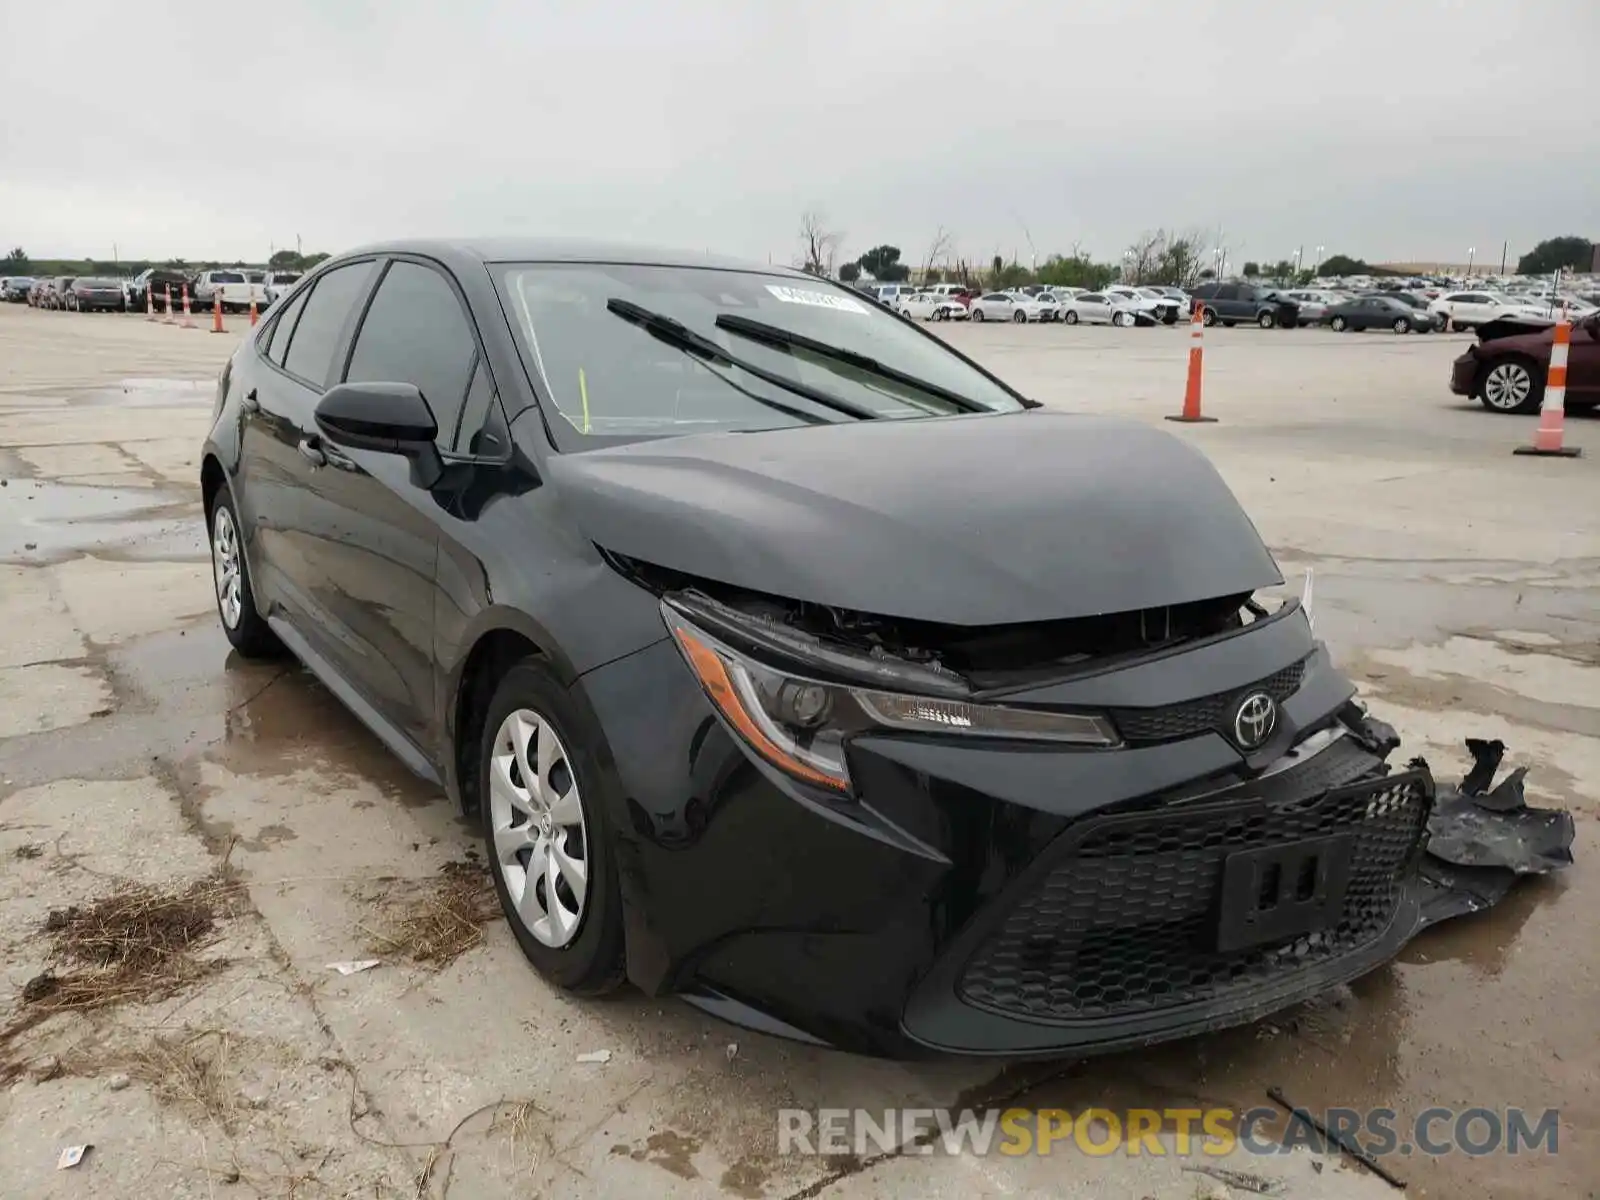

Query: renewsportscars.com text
[[777, 1106, 1560, 1160]]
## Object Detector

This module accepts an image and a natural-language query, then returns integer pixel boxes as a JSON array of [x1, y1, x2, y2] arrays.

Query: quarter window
[[263, 288, 311, 367]]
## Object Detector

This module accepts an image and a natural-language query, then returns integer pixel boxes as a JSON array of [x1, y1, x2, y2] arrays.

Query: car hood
[[545, 411, 1283, 625]]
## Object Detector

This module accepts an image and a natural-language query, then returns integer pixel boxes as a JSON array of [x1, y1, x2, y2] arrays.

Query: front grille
[[958, 767, 1431, 1023], [1111, 659, 1305, 744]]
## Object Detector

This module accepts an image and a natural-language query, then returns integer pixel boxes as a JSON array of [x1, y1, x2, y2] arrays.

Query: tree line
[[789, 215, 1596, 291]]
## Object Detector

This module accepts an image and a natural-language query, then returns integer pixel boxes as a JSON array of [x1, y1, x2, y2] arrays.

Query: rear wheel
[[480, 661, 625, 994], [208, 490, 282, 657], [1392, 317, 1411, 334], [1201, 308, 1217, 327], [1480, 358, 1542, 414], [1012, 309, 1026, 323], [1331, 315, 1348, 332]]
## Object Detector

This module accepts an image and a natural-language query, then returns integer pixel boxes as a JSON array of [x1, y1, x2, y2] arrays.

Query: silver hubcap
[[211, 505, 243, 629], [1484, 363, 1531, 410], [489, 709, 588, 948]]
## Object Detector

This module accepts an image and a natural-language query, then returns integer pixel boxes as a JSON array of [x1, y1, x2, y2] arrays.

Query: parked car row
[[3, 268, 302, 314]]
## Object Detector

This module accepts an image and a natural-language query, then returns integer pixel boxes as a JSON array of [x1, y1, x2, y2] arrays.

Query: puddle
[[0, 478, 202, 561], [76, 378, 214, 409]]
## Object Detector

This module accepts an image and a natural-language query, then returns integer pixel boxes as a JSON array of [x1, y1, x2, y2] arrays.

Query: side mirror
[[315, 382, 444, 488]]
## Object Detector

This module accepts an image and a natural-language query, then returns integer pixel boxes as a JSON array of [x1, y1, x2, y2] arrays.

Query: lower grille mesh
[[958, 767, 1431, 1022]]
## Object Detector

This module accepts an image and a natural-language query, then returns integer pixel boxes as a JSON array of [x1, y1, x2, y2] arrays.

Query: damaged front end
[[588, 549, 1555, 1057]]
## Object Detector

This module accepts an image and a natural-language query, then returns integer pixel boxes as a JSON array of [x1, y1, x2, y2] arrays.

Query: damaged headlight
[[663, 600, 1119, 795]]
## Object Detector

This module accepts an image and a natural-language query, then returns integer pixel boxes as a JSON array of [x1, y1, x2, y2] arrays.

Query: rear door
[[1214, 284, 1243, 318], [311, 256, 482, 753], [235, 259, 378, 655], [1567, 319, 1600, 400]]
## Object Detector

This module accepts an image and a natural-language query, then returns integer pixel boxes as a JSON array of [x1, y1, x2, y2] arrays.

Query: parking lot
[[1, 301, 1595, 1198]]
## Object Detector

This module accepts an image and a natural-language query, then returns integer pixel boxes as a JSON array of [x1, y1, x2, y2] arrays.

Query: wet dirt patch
[[75, 378, 213, 409], [362, 861, 501, 968]]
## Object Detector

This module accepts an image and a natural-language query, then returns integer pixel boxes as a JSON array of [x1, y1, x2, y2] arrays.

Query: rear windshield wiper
[[605, 298, 879, 421], [714, 313, 1014, 413]]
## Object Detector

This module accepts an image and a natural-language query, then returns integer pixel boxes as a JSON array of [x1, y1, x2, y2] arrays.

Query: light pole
[[1292, 246, 1303, 279], [1314, 245, 1325, 276], [1467, 246, 1476, 278], [1122, 250, 1134, 282]]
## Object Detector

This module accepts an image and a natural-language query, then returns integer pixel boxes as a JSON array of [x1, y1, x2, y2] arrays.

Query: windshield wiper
[[605, 298, 879, 422], [714, 313, 1030, 413]]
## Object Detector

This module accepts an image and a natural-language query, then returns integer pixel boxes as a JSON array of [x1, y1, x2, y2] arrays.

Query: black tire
[[1012, 309, 1026, 324], [1201, 308, 1217, 328], [479, 660, 626, 995], [1392, 317, 1410, 334], [1064, 309, 1079, 325], [1331, 315, 1348, 332], [207, 489, 283, 658], [1257, 310, 1276, 329], [972, 309, 985, 322]]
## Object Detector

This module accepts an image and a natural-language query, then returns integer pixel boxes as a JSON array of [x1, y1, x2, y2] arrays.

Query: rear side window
[[214, 271, 246, 284], [344, 261, 477, 448], [263, 288, 310, 366], [282, 261, 375, 386]]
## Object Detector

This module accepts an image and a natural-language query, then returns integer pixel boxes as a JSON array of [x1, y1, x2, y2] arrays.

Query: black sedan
[[1324, 294, 1438, 333], [201, 239, 1433, 1057]]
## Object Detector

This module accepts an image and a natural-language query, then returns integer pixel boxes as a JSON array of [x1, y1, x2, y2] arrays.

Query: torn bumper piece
[[1415, 737, 1577, 929]]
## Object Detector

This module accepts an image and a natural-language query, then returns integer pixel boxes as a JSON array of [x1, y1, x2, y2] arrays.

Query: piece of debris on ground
[[363, 861, 500, 968], [67, 1029, 245, 1129]]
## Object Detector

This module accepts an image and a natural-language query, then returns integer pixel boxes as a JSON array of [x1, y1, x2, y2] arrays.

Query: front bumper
[[578, 603, 1438, 1057], [1450, 350, 1479, 395]]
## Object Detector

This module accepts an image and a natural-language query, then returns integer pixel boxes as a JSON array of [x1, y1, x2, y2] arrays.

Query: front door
[[308, 257, 481, 755], [1566, 320, 1600, 402]]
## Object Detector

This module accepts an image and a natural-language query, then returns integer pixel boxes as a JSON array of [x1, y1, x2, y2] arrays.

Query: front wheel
[[1201, 308, 1217, 327], [480, 661, 626, 994], [1257, 310, 1277, 329], [1012, 309, 1027, 323], [1392, 317, 1411, 334], [1063, 310, 1079, 325], [1480, 358, 1542, 414], [972, 309, 985, 322], [1113, 310, 1134, 328]]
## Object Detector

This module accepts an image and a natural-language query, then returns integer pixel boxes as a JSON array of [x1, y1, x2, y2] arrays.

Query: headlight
[[663, 601, 1119, 795]]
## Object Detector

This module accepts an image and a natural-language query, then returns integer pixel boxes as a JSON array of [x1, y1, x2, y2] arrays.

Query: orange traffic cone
[[248, 297, 259, 327], [180, 284, 196, 329], [144, 284, 156, 322], [211, 290, 226, 334], [1514, 319, 1581, 458], [162, 284, 175, 324], [1166, 304, 1217, 423]]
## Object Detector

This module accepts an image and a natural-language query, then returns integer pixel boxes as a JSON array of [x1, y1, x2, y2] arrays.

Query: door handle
[[297, 437, 326, 467], [242, 388, 259, 413]]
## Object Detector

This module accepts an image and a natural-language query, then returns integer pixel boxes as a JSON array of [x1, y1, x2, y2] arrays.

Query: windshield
[[497, 263, 1026, 445]]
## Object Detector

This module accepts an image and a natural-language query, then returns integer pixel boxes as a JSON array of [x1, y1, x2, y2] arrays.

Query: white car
[[1060, 291, 1144, 327], [1283, 290, 1349, 325], [968, 292, 1049, 323], [1427, 291, 1553, 330], [895, 291, 966, 322], [190, 269, 268, 314], [1106, 286, 1181, 324], [263, 271, 303, 307]]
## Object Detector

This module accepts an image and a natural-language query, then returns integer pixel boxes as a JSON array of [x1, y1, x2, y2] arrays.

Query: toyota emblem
[[1232, 691, 1277, 750]]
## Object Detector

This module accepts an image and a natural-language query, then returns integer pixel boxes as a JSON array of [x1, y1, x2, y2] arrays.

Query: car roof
[[339, 237, 810, 278]]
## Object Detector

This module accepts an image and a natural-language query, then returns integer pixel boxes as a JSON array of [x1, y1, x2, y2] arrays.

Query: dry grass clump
[[365, 861, 500, 968]]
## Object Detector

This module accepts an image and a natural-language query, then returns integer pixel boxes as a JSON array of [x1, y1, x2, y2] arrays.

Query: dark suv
[[1189, 282, 1299, 329]]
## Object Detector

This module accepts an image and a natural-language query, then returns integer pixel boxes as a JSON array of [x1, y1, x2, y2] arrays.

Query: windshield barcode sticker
[[765, 285, 867, 314]]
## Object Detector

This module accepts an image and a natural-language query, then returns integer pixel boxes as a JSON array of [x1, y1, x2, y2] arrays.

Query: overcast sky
[[4, 0, 1596, 269]]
